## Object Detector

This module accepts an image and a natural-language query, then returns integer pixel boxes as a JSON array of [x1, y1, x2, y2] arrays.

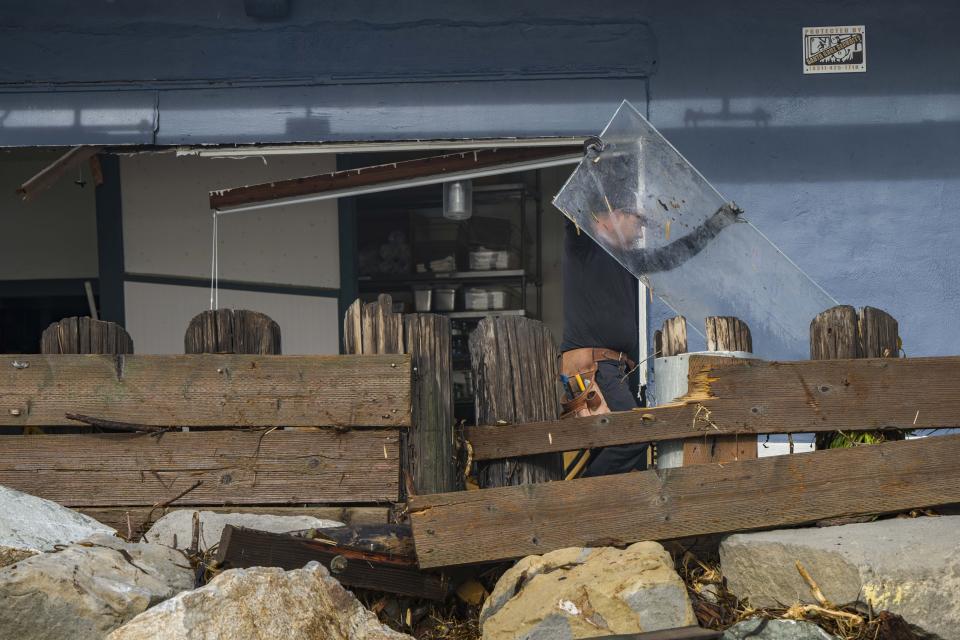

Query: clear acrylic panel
[[553, 101, 836, 360]]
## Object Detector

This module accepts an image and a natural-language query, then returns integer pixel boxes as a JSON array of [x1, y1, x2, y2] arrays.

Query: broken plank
[[216, 525, 450, 599], [465, 355, 960, 460], [78, 506, 390, 536], [0, 430, 399, 506], [409, 434, 960, 568], [0, 353, 410, 428]]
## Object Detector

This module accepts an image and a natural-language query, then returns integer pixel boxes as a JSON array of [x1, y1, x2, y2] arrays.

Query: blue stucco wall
[[644, 1, 960, 357], [1, 0, 958, 354]]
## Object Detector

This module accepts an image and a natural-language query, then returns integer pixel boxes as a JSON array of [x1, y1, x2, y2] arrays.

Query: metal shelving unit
[[355, 179, 543, 425]]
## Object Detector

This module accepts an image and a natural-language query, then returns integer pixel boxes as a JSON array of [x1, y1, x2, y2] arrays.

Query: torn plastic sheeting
[[553, 100, 836, 360]]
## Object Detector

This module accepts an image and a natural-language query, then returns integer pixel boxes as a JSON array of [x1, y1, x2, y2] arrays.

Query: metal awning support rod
[[209, 146, 581, 214]]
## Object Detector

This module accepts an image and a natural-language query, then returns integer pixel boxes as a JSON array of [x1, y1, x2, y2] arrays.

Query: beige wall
[[0, 148, 98, 280], [120, 152, 341, 354], [124, 282, 339, 355], [121, 152, 338, 287]]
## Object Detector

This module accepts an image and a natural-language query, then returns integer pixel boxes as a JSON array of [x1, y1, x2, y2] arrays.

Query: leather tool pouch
[[560, 352, 612, 419]]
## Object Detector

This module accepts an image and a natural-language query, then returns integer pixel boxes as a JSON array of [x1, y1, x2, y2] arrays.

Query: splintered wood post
[[705, 316, 752, 354], [683, 316, 757, 466], [185, 309, 281, 354], [660, 315, 688, 357], [41, 317, 134, 354], [470, 316, 564, 488], [343, 295, 457, 497], [811, 305, 901, 449]]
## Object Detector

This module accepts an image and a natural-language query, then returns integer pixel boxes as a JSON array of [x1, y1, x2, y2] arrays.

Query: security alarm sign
[[803, 26, 866, 74]]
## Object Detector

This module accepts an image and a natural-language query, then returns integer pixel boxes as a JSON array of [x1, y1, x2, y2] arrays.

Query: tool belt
[[559, 348, 635, 419], [559, 348, 635, 479]]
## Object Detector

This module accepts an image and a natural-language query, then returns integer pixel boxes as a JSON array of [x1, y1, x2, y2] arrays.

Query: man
[[560, 216, 649, 476]]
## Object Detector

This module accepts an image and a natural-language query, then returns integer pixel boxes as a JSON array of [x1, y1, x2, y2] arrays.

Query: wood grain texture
[[216, 525, 450, 599], [185, 308, 281, 355], [79, 506, 390, 536], [410, 434, 960, 568], [343, 295, 457, 496], [0, 430, 399, 506], [660, 316, 688, 357], [405, 313, 457, 495], [0, 353, 410, 428], [705, 317, 751, 353], [41, 317, 133, 355], [465, 356, 960, 460], [470, 316, 564, 488], [810, 305, 901, 449]]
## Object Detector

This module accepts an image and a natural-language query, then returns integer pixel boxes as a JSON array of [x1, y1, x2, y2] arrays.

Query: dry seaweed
[[677, 550, 932, 640]]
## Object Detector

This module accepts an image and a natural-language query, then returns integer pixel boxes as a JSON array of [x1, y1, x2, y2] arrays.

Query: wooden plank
[[465, 355, 960, 460], [0, 354, 410, 428], [410, 434, 960, 568], [0, 430, 399, 506], [209, 147, 578, 210], [216, 525, 450, 599], [78, 506, 390, 537]]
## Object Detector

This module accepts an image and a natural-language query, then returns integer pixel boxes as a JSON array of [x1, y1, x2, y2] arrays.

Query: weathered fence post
[[654, 315, 756, 467], [41, 316, 134, 354], [185, 309, 281, 354], [682, 316, 757, 465], [810, 305, 901, 449], [343, 295, 457, 497], [40, 317, 133, 434], [470, 315, 564, 488]]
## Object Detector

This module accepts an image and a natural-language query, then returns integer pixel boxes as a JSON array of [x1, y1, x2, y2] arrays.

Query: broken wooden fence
[[409, 354, 960, 568], [0, 353, 411, 532], [411, 433, 960, 568]]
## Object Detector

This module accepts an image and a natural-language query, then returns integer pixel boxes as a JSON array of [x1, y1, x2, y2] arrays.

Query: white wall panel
[[123, 282, 339, 355], [121, 153, 339, 288]]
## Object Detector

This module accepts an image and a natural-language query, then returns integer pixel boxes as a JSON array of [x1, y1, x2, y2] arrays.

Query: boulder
[[107, 561, 413, 640], [720, 516, 960, 640], [0, 533, 194, 640], [0, 484, 115, 566], [723, 619, 838, 640], [144, 509, 343, 551], [480, 542, 696, 639]]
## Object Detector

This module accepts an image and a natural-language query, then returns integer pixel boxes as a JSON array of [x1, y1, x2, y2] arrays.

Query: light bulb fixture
[[442, 180, 472, 221]]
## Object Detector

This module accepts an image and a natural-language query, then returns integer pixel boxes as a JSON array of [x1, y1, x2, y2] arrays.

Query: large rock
[[144, 509, 343, 551], [480, 542, 696, 639], [723, 619, 838, 640], [107, 561, 413, 640], [0, 484, 115, 566], [0, 533, 194, 640], [720, 516, 960, 640]]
